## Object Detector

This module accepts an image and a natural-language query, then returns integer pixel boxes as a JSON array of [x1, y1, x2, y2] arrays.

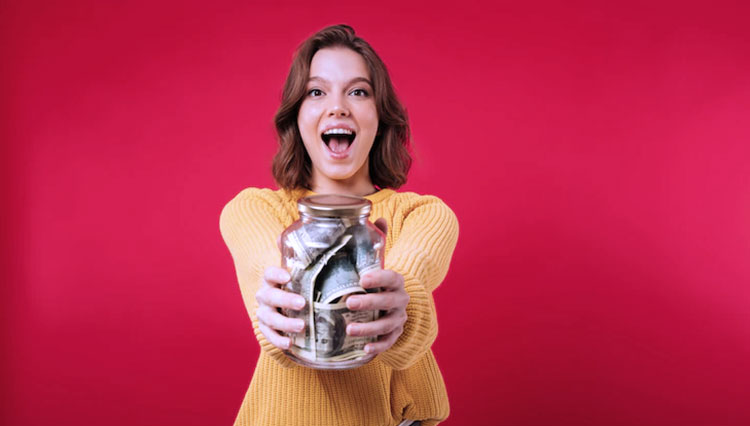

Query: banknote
[[310, 298, 378, 361], [283, 220, 384, 365], [286, 234, 352, 359], [345, 224, 382, 277], [283, 220, 348, 269], [315, 251, 364, 304]]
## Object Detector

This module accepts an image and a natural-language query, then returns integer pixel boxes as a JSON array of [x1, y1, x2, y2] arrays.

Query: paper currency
[[283, 220, 383, 365], [312, 298, 377, 360], [285, 234, 352, 358], [289, 299, 369, 363], [283, 220, 347, 269], [345, 224, 383, 276], [316, 251, 364, 304]]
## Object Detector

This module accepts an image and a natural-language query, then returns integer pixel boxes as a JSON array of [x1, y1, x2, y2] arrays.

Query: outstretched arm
[[219, 189, 299, 368], [346, 196, 459, 370]]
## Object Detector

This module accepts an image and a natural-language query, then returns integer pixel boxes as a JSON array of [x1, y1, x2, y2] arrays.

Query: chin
[[320, 169, 358, 181], [316, 163, 366, 182]]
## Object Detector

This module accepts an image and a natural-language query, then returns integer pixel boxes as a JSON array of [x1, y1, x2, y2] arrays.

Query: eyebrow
[[308, 76, 373, 86]]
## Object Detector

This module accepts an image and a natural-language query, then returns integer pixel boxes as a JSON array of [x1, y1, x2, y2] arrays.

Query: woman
[[220, 24, 458, 426]]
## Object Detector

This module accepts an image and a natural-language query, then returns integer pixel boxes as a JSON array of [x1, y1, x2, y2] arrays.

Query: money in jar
[[279, 194, 385, 370]]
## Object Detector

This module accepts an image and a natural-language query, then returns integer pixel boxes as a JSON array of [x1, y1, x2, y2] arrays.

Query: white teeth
[[322, 128, 354, 135]]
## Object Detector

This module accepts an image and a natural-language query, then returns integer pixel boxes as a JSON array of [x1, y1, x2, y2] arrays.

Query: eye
[[308, 88, 324, 97], [350, 88, 369, 97]]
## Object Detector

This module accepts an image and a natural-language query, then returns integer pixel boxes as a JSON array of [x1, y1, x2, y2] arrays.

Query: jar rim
[[298, 194, 372, 218]]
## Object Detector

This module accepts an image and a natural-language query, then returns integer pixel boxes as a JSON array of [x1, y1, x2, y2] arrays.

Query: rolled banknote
[[315, 251, 364, 304], [283, 220, 347, 269], [310, 297, 378, 361], [345, 224, 382, 277]]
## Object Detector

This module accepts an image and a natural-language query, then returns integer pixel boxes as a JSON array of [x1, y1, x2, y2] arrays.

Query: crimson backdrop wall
[[2, 1, 749, 425]]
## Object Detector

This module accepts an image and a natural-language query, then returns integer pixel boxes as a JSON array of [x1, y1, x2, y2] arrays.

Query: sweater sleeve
[[378, 195, 459, 370], [219, 188, 297, 369]]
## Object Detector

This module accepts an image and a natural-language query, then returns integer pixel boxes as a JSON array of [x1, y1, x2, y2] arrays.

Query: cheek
[[297, 104, 320, 132], [354, 104, 378, 133], [297, 122, 319, 151], [363, 112, 379, 146]]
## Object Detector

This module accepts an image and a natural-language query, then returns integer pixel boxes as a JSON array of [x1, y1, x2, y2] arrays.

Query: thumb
[[374, 218, 388, 236]]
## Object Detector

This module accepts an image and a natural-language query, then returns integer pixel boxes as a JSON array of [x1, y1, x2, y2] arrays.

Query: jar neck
[[300, 212, 370, 224]]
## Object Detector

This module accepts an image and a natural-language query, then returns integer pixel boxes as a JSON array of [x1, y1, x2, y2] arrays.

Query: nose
[[326, 93, 350, 117]]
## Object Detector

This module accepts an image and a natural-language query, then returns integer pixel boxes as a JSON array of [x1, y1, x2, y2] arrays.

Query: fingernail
[[294, 321, 304, 332], [347, 297, 361, 309], [347, 324, 359, 335], [294, 298, 305, 309], [280, 271, 291, 282], [364, 345, 372, 354]]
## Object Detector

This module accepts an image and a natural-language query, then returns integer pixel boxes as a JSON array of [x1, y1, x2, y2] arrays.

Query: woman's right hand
[[255, 266, 306, 351]]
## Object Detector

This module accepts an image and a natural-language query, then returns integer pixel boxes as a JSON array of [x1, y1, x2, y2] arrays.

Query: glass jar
[[280, 194, 385, 370]]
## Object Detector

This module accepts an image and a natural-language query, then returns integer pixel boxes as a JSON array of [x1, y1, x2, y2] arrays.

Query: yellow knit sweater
[[219, 187, 459, 426]]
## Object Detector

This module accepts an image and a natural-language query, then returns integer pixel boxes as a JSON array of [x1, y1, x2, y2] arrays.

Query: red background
[[2, 1, 749, 425]]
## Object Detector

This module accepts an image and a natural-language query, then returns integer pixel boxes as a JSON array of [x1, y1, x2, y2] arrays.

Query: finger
[[363, 326, 403, 355], [346, 309, 406, 337], [257, 285, 306, 310], [374, 218, 388, 236], [359, 269, 405, 291], [258, 322, 292, 350], [257, 305, 305, 334], [264, 267, 291, 286], [346, 291, 408, 311]]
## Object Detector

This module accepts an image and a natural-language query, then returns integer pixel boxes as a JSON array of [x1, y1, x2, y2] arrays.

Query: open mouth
[[321, 129, 356, 155]]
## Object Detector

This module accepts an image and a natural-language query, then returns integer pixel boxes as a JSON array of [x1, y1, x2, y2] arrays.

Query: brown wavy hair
[[271, 24, 412, 190]]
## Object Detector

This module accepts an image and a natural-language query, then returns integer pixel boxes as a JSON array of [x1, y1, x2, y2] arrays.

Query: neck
[[310, 170, 377, 197]]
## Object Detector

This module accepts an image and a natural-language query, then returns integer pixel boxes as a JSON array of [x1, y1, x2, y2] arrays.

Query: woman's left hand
[[345, 218, 410, 355]]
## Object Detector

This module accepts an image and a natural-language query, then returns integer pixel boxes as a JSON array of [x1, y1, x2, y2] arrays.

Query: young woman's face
[[297, 47, 378, 189]]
